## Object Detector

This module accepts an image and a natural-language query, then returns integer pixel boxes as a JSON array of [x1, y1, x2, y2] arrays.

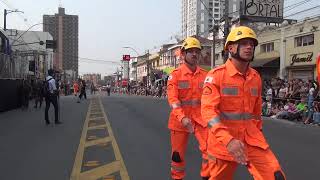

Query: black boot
[[202, 177, 209, 180]]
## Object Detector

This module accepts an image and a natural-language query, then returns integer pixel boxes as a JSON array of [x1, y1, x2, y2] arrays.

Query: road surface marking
[[70, 97, 129, 180]]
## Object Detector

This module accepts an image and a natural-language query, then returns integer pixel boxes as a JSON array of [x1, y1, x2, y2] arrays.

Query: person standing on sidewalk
[[201, 26, 285, 180], [34, 79, 44, 108], [79, 80, 87, 100], [44, 69, 62, 125], [167, 37, 209, 180]]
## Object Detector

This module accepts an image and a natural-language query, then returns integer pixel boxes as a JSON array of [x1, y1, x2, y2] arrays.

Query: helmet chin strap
[[230, 45, 255, 62]]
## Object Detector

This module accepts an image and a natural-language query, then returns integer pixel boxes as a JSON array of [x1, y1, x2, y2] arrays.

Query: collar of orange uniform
[[225, 59, 252, 77], [181, 63, 200, 75]]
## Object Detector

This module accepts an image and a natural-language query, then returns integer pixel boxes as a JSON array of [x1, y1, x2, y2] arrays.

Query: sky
[[0, 0, 319, 77], [0, 0, 181, 76]]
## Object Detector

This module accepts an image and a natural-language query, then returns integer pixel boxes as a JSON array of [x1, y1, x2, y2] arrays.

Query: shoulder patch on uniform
[[203, 86, 213, 95], [204, 76, 213, 83]]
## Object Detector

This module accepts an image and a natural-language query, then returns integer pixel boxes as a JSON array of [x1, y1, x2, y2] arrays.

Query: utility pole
[[4, 9, 24, 31], [223, 0, 230, 62], [211, 25, 216, 69], [4, 9, 7, 31], [146, 50, 150, 88]]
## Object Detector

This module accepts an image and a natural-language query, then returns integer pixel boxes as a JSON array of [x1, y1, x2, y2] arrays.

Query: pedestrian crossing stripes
[[70, 97, 129, 180]]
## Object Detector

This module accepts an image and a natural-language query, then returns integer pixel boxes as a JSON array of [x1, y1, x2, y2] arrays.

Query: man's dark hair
[[48, 69, 54, 76]]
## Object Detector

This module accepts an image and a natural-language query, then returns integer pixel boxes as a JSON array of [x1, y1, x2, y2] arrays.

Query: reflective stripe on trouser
[[170, 123, 209, 179], [208, 146, 285, 180]]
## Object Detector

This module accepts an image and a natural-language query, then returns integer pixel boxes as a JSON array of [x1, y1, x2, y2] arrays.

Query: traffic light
[[46, 40, 57, 49], [122, 55, 130, 61]]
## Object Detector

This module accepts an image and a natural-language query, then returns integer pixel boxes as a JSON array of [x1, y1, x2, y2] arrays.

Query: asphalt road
[[1, 93, 320, 180], [0, 95, 89, 180], [101, 94, 320, 180]]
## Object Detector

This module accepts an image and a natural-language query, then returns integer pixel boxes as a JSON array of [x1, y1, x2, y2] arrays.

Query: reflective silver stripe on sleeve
[[208, 154, 216, 161], [220, 112, 261, 120], [171, 103, 181, 109], [222, 87, 238, 95], [171, 165, 185, 172], [251, 88, 258, 96], [252, 114, 261, 120], [208, 116, 220, 128], [181, 99, 201, 106], [178, 81, 190, 89]]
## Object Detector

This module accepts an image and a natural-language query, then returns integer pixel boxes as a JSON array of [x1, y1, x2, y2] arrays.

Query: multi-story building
[[129, 57, 138, 82], [82, 74, 101, 85], [182, 0, 239, 39], [10, 30, 54, 80], [214, 16, 320, 81], [43, 7, 79, 79], [136, 54, 149, 85]]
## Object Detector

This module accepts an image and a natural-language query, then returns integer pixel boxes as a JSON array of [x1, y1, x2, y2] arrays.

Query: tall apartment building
[[43, 7, 79, 78], [181, 0, 239, 39]]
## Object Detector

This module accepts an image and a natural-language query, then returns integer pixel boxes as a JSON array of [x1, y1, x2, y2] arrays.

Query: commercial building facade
[[214, 16, 320, 81]]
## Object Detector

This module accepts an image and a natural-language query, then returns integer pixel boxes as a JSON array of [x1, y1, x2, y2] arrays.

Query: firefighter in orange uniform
[[201, 26, 286, 180], [167, 37, 209, 180]]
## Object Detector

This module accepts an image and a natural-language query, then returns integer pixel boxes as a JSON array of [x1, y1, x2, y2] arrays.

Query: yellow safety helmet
[[181, 37, 202, 51], [224, 26, 258, 50]]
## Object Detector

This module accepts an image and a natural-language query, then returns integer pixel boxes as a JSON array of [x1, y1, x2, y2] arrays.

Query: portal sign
[[244, 0, 284, 19]]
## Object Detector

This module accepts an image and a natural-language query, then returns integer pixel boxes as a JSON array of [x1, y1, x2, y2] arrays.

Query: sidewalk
[[0, 95, 91, 180]]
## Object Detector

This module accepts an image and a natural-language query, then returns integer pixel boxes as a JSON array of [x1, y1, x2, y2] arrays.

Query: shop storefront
[[286, 52, 315, 81], [251, 57, 280, 80]]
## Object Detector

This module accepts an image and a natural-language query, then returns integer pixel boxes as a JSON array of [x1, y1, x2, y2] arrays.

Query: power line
[[285, 5, 320, 18]]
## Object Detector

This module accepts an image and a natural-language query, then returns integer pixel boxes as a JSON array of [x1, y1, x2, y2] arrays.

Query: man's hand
[[181, 117, 194, 133], [226, 139, 248, 165]]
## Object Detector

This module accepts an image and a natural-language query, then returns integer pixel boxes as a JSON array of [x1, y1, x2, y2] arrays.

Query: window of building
[[214, 3, 219, 7], [201, 24, 204, 33], [261, 42, 274, 53], [214, 14, 219, 18], [215, 53, 219, 60], [214, 8, 219, 13], [294, 34, 314, 47]]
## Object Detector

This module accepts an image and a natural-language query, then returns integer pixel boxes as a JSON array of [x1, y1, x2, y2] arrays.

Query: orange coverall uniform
[[167, 64, 209, 179], [201, 60, 285, 180], [73, 83, 79, 96]]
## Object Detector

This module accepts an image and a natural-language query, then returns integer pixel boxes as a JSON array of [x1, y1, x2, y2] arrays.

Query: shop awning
[[163, 67, 175, 75], [250, 57, 280, 68]]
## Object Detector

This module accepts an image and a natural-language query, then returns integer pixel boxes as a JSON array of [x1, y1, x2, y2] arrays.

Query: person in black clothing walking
[[79, 80, 87, 100], [44, 69, 62, 125], [34, 79, 44, 108]]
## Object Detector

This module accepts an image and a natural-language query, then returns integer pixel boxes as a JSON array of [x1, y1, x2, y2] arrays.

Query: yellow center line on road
[[70, 97, 129, 180]]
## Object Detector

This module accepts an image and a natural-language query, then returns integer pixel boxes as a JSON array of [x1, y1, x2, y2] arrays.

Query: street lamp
[[4, 9, 24, 31], [11, 23, 43, 46], [123, 46, 140, 56], [123, 46, 141, 84]]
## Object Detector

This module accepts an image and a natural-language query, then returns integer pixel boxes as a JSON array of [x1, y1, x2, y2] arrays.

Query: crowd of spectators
[[113, 82, 167, 98], [262, 77, 320, 125]]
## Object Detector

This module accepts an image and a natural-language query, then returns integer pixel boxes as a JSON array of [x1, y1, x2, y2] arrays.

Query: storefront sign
[[290, 52, 313, 65], [244, 0, 284, 21]]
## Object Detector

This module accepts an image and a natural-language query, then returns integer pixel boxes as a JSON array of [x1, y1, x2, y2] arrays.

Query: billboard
[[122, 54, 131, 61], [242, 0, 284, 23]]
